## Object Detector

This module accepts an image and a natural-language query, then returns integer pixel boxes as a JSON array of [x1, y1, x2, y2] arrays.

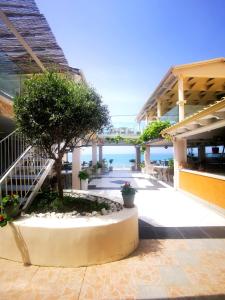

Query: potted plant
[[96, 162, 102, 175], [140, 162, 145, 173], [78, 170, 89, 190], [129, 159, 136, 171], [0, 213, 8, 227], [109, 159, 114, 171], [121, 182, 137, 208], [1, 194, 21, 218], [102, 159, 108, 173], [91, 164, 97, 175]]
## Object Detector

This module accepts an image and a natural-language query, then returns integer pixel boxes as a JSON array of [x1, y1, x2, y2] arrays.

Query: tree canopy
[[14, 71, 110, 198], [140, 120, 170, 142]]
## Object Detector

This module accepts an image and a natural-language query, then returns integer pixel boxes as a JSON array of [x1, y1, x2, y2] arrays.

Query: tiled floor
[[0, 170, 225, 299], [89, 170, 225, 228]]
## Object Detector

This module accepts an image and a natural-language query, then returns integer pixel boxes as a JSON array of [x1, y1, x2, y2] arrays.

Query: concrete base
[[0, 207, 139, 267]]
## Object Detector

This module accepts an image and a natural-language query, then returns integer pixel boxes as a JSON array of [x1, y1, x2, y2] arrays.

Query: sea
[[68, 152, 173, 169]]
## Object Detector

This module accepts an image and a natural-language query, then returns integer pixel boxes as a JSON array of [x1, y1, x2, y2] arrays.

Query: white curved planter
[[0, 206, 138, 267], [80, 179, 88, 190]]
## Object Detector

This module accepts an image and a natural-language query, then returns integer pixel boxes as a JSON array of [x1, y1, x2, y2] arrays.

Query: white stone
[[101, 208, 107, 215]]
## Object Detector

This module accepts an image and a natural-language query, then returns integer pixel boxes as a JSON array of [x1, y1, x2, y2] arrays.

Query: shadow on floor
[[139, 219, 225, 239], [127, 239, 163, 260]]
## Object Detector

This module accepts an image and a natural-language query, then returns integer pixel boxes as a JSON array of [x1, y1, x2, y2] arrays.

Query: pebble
[[24, 193, 123, 219], [101, 208, 107, 215]]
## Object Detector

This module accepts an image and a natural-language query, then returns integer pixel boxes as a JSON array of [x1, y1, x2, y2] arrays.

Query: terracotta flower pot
[[122, 194, 135, 208]]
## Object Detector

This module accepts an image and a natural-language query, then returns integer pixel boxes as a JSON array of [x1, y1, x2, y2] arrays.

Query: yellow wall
[[179, 171, 225, 209]]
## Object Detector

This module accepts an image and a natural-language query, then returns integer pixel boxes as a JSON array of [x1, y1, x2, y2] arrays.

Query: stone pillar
[[72, 146, 81, 190], [92, 141, 97, 165], [177, 75, 186, 122], [144, 145, 151, 166], [98, 145, 103, 164], [135, 146, 141, 171], [173, 138, 187, 189]]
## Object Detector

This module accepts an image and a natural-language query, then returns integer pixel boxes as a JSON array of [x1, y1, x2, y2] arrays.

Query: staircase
[[0, 131, 54, 210], [0, 130, 27, 177]]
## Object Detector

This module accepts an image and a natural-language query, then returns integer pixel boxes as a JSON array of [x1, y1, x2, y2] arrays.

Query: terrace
[[0, 1, 225, 300], [0, 169, 225, 299]]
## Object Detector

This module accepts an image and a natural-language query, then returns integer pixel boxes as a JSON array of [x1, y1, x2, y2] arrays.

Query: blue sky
[[36, 0, 224, 157], [36, 0, 225, 117]]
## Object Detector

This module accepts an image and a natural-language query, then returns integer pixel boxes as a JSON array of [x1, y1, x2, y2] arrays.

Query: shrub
[[78, 170, 89, 180], [140, 120, 170, 142]]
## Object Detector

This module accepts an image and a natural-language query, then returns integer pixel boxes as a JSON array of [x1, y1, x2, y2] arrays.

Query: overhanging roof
[[161, 98, 225, 139], [137, 57, 225, 122], [0, 0, 68, 73], [145, 138, 172, 147]]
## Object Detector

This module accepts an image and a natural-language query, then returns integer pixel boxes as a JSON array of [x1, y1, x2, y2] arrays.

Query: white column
[[173, 138, 187, 189], [92, 141, 97, 165], [99, 145, 103, 163], [144, 145, 151, 166], [72, 146, 81, 190], [177, 76, 186, 121], [135, 146, 141, 171], [157, 99, 162, 120]]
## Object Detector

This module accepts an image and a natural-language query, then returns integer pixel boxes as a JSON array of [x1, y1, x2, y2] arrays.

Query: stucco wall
[[179, 170, 225, 209]]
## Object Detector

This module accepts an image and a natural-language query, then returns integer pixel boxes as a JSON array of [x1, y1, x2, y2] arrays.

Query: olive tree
[[14, 72, 110, 199]]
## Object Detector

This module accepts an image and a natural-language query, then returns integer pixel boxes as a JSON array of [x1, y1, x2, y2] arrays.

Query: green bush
[[27, 192, 109, 214], [96, 162, 102, 169], [141, 120, 170, 142], [78, 170, 89, 180]]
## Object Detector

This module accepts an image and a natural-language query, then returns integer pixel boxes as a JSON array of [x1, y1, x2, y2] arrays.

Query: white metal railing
[[0, 146, 54, 209], [0, 130, 27, 177], [103, 127, 141, 136]]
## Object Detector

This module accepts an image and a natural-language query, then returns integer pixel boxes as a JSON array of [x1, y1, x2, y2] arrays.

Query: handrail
[[0, 129, 27, 177], [0, 146, 31, 184], [0, 129, 18, 143], [0, 145, 54, 209]]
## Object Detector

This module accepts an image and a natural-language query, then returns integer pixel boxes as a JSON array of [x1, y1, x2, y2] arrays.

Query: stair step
[[1, 185, 33, 191], [10, 175, 41, 180], [18, 165, 46, 168]]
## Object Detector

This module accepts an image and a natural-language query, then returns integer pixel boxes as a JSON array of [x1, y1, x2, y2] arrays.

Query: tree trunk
[[55, 159, 63, 200]]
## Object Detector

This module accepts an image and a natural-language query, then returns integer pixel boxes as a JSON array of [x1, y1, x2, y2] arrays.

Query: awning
[[0, 0, 68, 73], [162, 98, 225, 139]]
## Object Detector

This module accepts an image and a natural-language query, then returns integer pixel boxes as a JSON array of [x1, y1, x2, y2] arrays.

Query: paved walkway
[[89, 170, 225, 231], [0, 170, 225, 299]]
